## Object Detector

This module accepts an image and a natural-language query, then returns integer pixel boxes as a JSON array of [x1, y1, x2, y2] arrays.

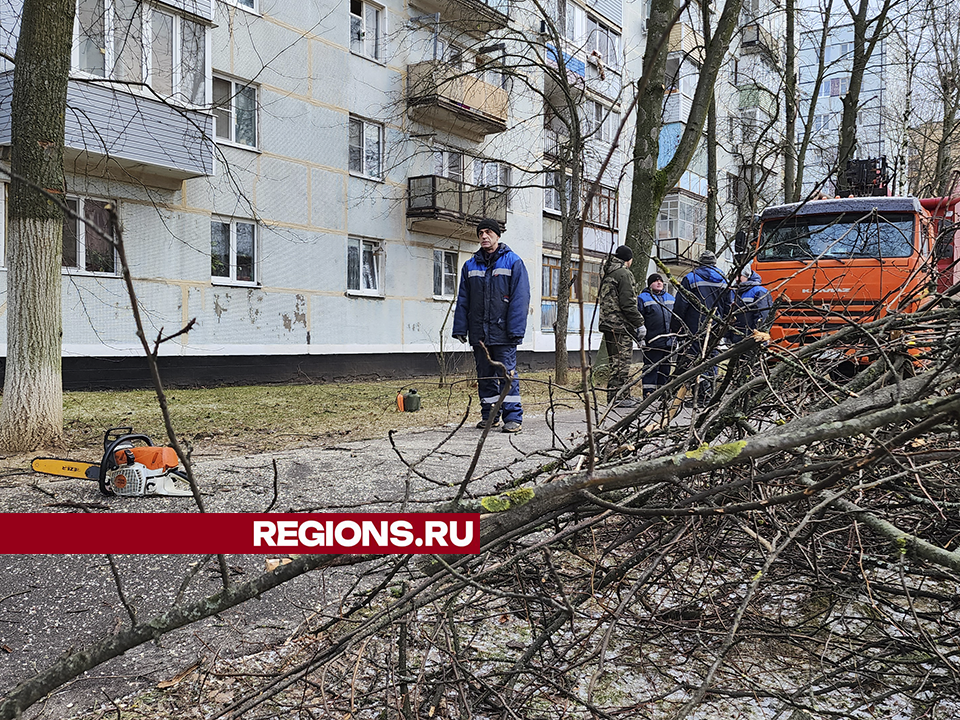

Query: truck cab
[[754, 197, 935, 348]]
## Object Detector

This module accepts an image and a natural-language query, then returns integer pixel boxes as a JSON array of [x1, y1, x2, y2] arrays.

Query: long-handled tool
[[32, 427, 193, 497]]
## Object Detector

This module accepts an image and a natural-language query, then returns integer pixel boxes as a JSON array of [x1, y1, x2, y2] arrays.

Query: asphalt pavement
[[0, 404, 643, 718]]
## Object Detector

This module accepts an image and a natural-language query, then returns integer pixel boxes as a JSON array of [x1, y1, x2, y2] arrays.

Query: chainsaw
[[32, 427, 193, 497]]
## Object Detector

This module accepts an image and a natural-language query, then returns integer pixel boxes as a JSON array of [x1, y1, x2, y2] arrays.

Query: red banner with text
[[0, 513, 481, 554]]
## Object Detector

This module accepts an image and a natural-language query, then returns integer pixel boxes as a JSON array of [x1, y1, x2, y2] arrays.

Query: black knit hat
[[614, 245, 633, 262], [476, 218, 502, 237], [698, 250, 717, 265], [648, 273, 664, 285]]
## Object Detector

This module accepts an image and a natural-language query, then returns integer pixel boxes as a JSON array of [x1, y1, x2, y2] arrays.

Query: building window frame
[[349, 115, 383, 179], [819, 75, 850, 98], [586, 15, 620, 72], [73, 0, 208, 106], [433, 249, 458, 299], [543, 170, 573, 215], [347, 236, 384, 296], [472, 157, 512, 208], [213, 75, 258, 148], [434, 148, 463, 181], [211, 216, 258, 285], [224, 0, 258, 12], [813, 113, 832, 133], [0, 183, 5, 267], [350, 0, 383, 62], [541, 254, 601, 331], [62, 195, 119, 275]]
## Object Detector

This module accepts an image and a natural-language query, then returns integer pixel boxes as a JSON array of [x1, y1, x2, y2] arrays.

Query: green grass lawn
[[57, 369, 595, 456]]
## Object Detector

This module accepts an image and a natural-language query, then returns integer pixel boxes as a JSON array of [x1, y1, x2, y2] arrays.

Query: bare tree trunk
[[0, 0, 75, 451], [703, 0, 717, 252], [783, 0, 798, 203], [625, 0, 743, 281]]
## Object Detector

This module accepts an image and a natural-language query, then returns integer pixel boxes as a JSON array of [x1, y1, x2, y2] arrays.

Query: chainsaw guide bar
[[31, 457, 99, 481]]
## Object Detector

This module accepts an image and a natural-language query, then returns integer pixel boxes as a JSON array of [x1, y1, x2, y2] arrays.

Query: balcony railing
[[407, 175, 507, 238], [656, 238, 705, 265], [741, 23, 776, 57], [408, 0, 509, 35], [407, 61, 508, 141]]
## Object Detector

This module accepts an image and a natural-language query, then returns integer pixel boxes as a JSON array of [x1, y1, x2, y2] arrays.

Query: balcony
[[407, 61, 508, 141], [0, 72, 213, 190], [741, 23, 776, 58], [656, 238, 705, 266], [409, 0, 509, 36], [407, 175, 507, 239], [668, 23, 705, 63]]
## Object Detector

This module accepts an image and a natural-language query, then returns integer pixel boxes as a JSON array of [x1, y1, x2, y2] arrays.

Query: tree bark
[[624, 0, 743, 281], [0, 0, 75, 451], [783, 0, 798, 202]]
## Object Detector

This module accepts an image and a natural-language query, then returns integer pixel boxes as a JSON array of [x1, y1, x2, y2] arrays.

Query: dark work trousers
[[677, 337, 718, 403], [602, 329, 635, 403], [473, 344, 522, 424], [642, 347, 672, 396]]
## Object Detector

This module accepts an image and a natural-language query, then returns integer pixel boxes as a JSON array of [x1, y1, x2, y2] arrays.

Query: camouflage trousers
[[603, 329, 635, 403]]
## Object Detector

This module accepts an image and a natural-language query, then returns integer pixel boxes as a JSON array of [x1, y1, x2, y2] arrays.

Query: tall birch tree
[[0, 0, 76, 450]]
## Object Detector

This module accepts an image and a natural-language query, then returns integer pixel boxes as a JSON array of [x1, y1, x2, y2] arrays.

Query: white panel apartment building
[[0, 0, 638, 386], [794, 4, 908, 198]]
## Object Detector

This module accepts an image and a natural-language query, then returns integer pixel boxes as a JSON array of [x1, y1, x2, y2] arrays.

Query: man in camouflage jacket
[[598, 246, 646, 407]]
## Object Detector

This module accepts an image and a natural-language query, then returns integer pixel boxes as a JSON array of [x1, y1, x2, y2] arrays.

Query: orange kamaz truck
[[754, 194, 960, 350]]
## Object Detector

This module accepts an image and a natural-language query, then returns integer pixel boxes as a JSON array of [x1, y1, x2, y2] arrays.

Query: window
[[541, 255, 601, 331], [813, 113, 832, 133], [436, 38, 463, 68], [63, 196, 117, 274], [213, 76, 257, 147], [742, 107, 761, 143], [74, 0, 206, 105], [347, 237, 383, 294], [657, 195, 704, 246], [226, 0, 257, 10], [586, 16, 620, 71], [583, 100, 619, 142], [211, 218, 256, 283], [819, 76, 849, 97], [541, 257, 600, 302], [826, 42, 852, 62], [349, 116, 383, 179], [726, 172, 746, 205], [585, 185, 617, 228], [544, 171, 573, 213], [473, 158, 512, 208], [433, 249, 458, 297], [477, 54, 509, 90], [562, 0, 585, 43], [350, 0, 382, 61], [434, 148, 463, 181], [665, 55, 684, 93]]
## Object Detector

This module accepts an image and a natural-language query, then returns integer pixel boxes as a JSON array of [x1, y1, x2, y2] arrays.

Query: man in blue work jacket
[[638, 273, 675, 397], [670, 251, 730, 405], [453, 218, 531, 433]]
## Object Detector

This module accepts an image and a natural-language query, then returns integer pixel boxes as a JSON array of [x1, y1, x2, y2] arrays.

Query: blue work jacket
[[729, 271, 772, 338], [670, 264, 730, 337], [638, 288, 675, 349], [452, 243, 530, 346]]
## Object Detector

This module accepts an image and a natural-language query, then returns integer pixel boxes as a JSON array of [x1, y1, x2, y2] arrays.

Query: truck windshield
[[758, 212, 915, 260]]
